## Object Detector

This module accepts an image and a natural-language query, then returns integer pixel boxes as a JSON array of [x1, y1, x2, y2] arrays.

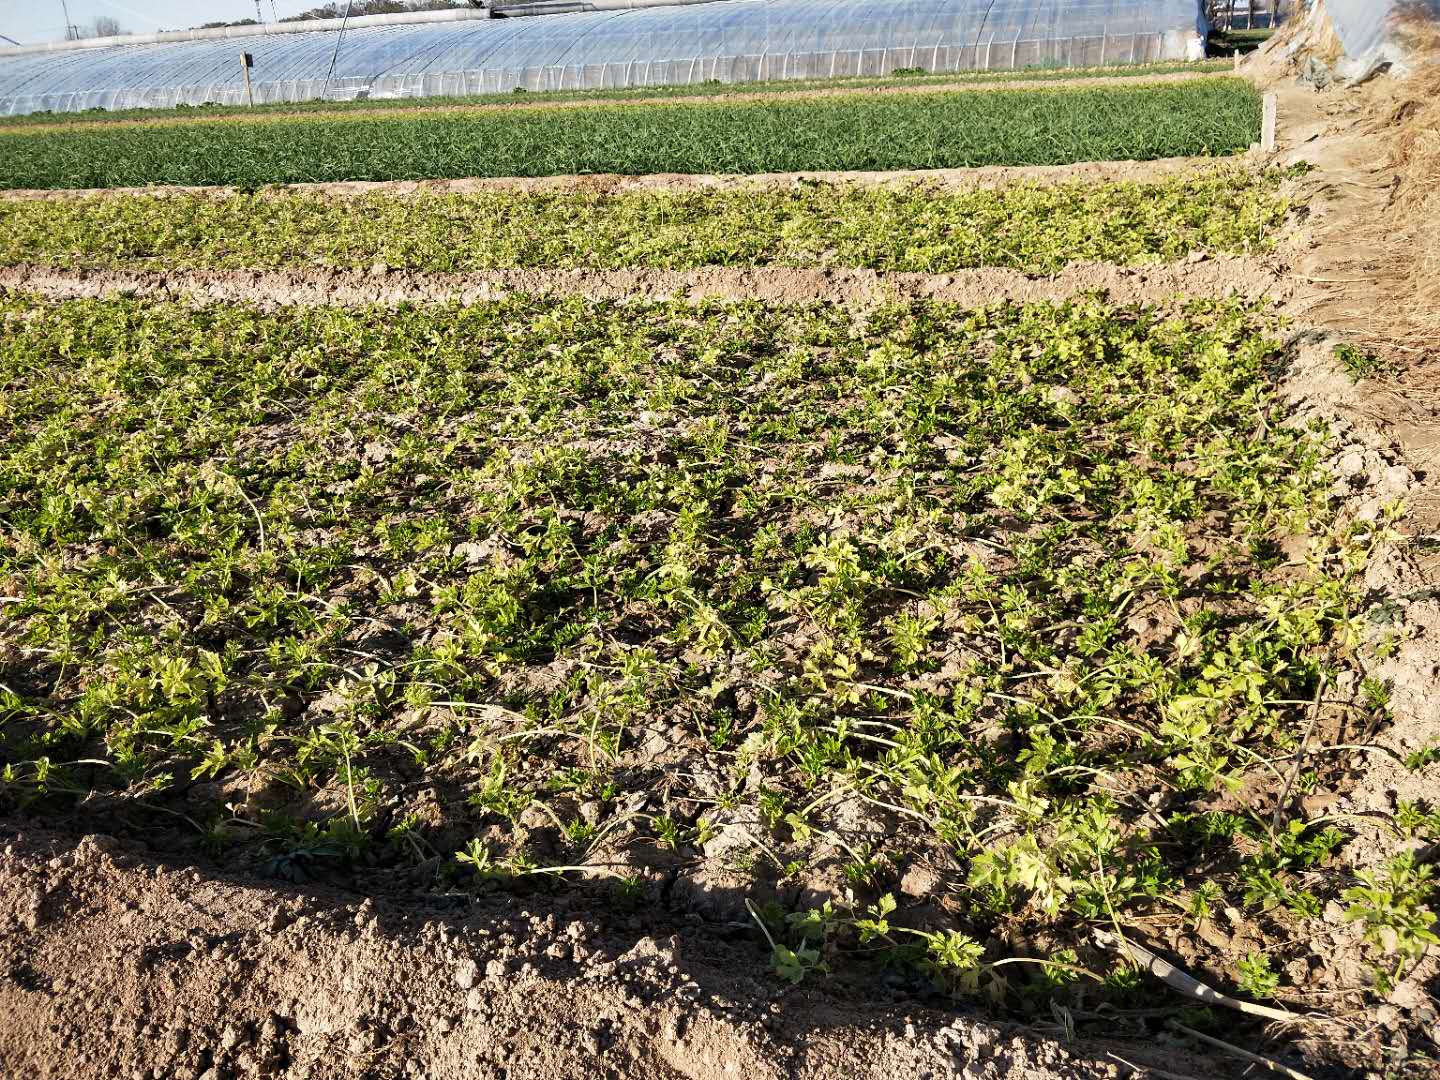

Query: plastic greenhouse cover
[[0, 0, 1210, 115], [1324, 0, 1439, 67]]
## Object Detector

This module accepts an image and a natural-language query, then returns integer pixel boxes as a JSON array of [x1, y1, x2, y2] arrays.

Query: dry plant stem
[[1103, 1052, 1204, 1080], [1270, 663, 1329, 837], [1165, 1022, 1316, 1080], [1097, 933, 1304, 1023]]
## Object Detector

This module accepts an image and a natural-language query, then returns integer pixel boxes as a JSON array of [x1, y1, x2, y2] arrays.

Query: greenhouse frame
[[0, 0, 1211, 116]]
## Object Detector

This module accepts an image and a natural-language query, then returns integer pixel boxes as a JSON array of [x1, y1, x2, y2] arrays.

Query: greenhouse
[[1320, 0, 1440, 73], [0, 0, 1210, 116]]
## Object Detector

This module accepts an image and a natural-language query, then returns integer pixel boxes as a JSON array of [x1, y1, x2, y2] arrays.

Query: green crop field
[[0, 168, 1291, 274], [0, 80, 1261, 190], [0, 65, 1429, 1075], [0, 287, 1418, 1007], [0, 60, 1235, 130]]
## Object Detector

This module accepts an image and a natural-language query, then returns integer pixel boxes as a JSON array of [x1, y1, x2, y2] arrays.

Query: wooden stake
[[240, 51, 255, 107], [1262, 91, 1278, 153]]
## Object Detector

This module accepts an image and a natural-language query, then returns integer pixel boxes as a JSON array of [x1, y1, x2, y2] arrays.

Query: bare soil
[[0, 153, 1253, 201], [0, 822, 1236, 1080], [4, 44, 1440, 1080], [0, 256, 1286, 311]]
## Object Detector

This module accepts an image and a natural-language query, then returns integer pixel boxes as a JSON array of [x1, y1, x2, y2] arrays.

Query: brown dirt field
[[0, 70, 1223, 140], [4, 37, 1440, 1080]]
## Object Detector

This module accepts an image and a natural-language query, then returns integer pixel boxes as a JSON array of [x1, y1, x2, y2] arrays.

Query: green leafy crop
[[0, 168, 1291, 275], [0, 61, 1237, 131], [0, 290, 1391, 1003], [0, 80, 1261, 190]]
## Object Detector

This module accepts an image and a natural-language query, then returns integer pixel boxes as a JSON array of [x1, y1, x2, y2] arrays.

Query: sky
[[1, 0, 303, 44]]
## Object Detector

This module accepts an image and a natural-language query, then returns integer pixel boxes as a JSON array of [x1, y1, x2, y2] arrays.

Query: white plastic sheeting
[[1323, 0, 1439, 72], [0, 0, 1210, 116]]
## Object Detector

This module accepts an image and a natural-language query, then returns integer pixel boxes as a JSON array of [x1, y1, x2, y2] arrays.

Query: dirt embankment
[[1256, 44, 1440, 1075]]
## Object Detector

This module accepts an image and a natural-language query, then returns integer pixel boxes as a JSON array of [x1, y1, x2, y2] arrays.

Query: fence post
[[1261, 92, 1277, 152], [239, 51, 255, 106]]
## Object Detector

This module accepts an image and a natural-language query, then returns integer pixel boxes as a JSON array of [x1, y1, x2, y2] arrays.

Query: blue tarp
[[0, 0, 1209, 115]]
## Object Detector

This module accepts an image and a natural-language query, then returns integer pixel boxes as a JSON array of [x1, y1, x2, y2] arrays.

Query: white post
[[1261, 92, 1278, 152]]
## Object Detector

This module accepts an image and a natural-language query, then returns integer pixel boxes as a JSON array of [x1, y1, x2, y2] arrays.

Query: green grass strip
[[0, 168, 1290, 274], [0, 60, 1235, 130], [0, 80, 1261, 191]]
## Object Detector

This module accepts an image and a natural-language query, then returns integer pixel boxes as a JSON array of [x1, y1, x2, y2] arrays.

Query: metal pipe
[[494, 0, 724, 16], [321, 0, 354, 97], [0, 7, 494, 57], [0, 0, 732, 56]]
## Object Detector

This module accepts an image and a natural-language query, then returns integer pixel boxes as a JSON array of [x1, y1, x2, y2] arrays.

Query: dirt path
[[0, 821, 1211, 1080], [0, 256, 1287, 311], [0, 70, 1224, 139], [0, 151, 1256, 201]]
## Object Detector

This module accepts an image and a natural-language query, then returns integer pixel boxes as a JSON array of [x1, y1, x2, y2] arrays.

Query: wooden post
[[1261, 92, 1277, 153], [240, 51, 255, 107]]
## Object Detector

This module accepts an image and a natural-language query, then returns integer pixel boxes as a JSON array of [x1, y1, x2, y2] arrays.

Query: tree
[[282, 0, 465, 22], [85, 16, 126, 37]]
